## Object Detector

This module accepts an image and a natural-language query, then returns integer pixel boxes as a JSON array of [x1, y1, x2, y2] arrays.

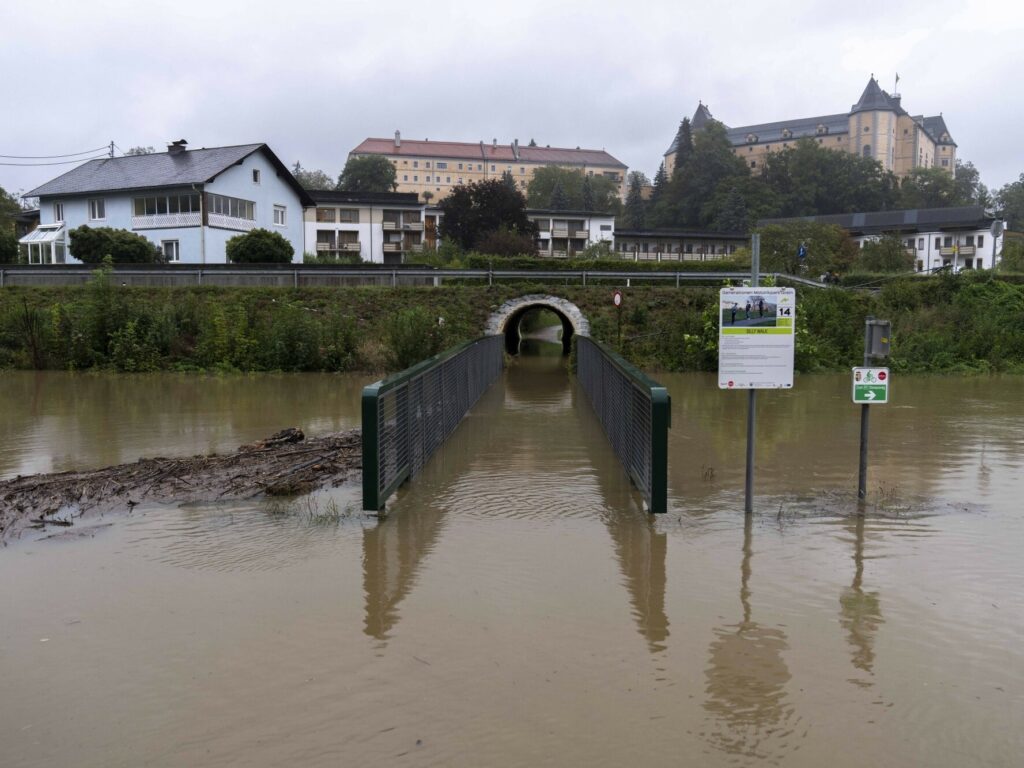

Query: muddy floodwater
[[1, 353, 1022, 767]]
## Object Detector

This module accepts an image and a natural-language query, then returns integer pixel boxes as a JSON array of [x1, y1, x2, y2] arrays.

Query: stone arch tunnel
[[485, 295, 590, 356]]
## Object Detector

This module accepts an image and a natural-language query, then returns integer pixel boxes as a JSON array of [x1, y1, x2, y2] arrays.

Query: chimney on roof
[[492, 138, 497, 150], [167, 139, 188, 155], [512, 138, 519, 160], [394, 130, 401, 148]]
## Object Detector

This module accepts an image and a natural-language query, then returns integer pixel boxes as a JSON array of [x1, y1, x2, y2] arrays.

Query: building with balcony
[[614, 229, 747, 262], [664, 77, 957, 179], [527, 210, 615, 258], [21, 141, 312, 264], [305, 191, 432, 264], [350, 133, 628, 203], [759, 206, 1007, 272]]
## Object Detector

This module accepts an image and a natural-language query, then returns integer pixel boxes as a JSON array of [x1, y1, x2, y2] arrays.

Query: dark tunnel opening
[[504, 305, 574, 356]]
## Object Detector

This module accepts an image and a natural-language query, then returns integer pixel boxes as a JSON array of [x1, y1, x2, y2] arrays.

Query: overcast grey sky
[[3, 0, 1022, 199]]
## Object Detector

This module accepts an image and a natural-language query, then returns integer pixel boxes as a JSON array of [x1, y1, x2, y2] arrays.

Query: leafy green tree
[[549, 181, 569, 210], [125, 146, 155, 155], [291, 162, 335, 190], [757, 222, 858, 275], [336, 155, 397, 192], [760, 138, 898, 217], [225, 228, 295, 263], [581, 175, 595, 211], [438, 178, 536, 250], [710, 183, 749, 233], [500, 170, 516, 189], [0, 185, 21, 226], [68, 225, 160, 263], [856, 235, 914, 272], [995, 174, 1024, 230], [474, 227, 537, 257], [650, 163, 667, 206], [672, 118, 693, 178], [622, 171, 648, 229], [528, 139, 537, 147], [899, 167, 958, 209], [997, 238, 1024, 272], [0, 228, 18, 263], [952, 160, 990, 207], [527, 166, 619, 212]]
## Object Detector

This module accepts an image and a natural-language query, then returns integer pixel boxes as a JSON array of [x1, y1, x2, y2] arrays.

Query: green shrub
[[226, 228, 294, 264], [385, 307, 443, 369], [68, 225, 160, 264], [0, 228, 18, 264]]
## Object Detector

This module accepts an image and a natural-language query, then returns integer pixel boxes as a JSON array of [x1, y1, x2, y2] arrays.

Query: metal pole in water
[[858, 316, 873, 502], [744, 234, 760, 515]]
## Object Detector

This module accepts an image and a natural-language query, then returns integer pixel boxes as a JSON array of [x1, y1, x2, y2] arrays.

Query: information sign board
[[852, 367, 889, 404], [718, 287, 796, 389]]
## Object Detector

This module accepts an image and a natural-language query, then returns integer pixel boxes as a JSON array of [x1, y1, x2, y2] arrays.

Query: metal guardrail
[[362, 335, 504, 511], [576, 336, 671, 513], [0, 266, 828, 289]]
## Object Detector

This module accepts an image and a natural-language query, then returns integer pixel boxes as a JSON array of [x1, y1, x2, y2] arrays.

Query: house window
[[273, 205, 287, 226], [413, 161, 418, 168], [966, 235, 974, 246], [252, 169, 261, 184], [446, 176, 451, 183], [53, 202, 64, 222], [520, 167, 525, 174], [941, 158, 949, 167], [161, 240, 180, 262], [436, 162, 447, 170], [403, 175, 408, 181], [978, 235, 984, 248], [600, 224, 612, 231], [458, 177, 463, 184], [425, 162, 431, 168], [88, 199, 105, 220], [477, 164, 482, 171], [133, 193, 200, 217], [750, 161, 756, 168], [457, 163, 463, 170], [918, 238, 924, 250], [413, 175, 418, 182], [316, 208, 336, 223], [862, 145, 872, 158], [944, 236, 953, 247], [935, 237, 941, 249], [490, 165, 495, 172], [207, 193, 255, 220], [338, 209, 359, 223]]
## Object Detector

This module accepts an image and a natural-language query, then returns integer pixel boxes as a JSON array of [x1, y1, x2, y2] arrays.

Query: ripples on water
[[1, 361, 1022, 767]]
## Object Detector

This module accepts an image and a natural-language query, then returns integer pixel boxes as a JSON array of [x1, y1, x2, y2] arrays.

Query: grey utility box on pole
[[865, 319, 892, 359]]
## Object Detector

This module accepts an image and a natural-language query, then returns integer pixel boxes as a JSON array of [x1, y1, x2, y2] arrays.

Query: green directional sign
[[852, 367, 889, 404]]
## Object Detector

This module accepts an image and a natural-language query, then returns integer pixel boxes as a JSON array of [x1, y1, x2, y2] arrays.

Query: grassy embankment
[[1, 270, 1023, 374]]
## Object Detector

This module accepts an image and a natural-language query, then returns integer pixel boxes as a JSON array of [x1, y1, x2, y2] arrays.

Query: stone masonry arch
[[485, 295, 590, 355]]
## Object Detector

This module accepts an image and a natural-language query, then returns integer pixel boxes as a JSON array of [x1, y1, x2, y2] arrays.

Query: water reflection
[[839, 514, 884, 686], [361, 339, 670, 654], [703, 516, 800, 762]]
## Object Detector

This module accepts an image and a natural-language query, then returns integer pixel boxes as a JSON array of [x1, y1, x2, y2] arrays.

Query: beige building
[[664, 77, 956, 179], [350, 133, 627, 202]]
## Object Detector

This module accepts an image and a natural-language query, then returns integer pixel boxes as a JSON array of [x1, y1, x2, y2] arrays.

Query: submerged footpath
[[0, 428, 361, 542]]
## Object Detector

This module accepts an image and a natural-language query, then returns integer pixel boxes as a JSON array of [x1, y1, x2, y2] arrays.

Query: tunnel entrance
[[504, 306, 573, 355], [485, 295, 590, 357]]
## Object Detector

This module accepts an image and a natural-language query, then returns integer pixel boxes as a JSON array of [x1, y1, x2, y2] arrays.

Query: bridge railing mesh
[[576, 336, 671, 513], [362, 336, 504, 511]]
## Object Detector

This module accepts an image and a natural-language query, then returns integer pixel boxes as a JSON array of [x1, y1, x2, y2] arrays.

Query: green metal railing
[[575, 336, 671, 513], [362, 336, 504, 511]]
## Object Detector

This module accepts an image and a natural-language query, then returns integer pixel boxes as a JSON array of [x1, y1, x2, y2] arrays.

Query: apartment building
[[665, 77, 956, 178], [614, 229, 747, 262], [760, 206, 1006, 271], [305, 190, 435, 264], [350, 133, 627, 203], [528, 210, 615, 258]]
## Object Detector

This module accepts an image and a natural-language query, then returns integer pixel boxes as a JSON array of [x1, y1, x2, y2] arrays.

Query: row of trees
[[622, 118, 1013, 233], [292, 155, 398, 192]]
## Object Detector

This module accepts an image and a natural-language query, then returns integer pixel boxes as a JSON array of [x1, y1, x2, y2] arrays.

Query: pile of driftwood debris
[[0, 428, 361, 541]]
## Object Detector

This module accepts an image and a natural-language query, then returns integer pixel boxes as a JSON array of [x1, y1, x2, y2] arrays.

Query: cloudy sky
[[2, 0, 1022, 198]]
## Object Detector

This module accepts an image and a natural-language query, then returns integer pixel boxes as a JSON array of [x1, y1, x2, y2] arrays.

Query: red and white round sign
[[613, 290, 622, 307]]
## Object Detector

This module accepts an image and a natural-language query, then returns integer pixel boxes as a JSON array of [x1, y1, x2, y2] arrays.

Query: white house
[[614, 228, 747, 261], [306, 191, 436, 264], [760, 206, 1007, 272], [22, 140, 313, 264], [527, 209, 614, 258]]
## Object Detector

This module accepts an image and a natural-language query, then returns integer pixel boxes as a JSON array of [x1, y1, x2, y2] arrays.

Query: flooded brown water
[[1, 354, 1022, 767]]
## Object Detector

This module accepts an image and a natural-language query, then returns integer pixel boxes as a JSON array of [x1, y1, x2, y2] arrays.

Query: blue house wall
[[36, 147, 307, 264]]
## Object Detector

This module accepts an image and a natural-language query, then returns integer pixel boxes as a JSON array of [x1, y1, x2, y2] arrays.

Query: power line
[[0, 145, 110, 160], [0, 155, 110, 167]]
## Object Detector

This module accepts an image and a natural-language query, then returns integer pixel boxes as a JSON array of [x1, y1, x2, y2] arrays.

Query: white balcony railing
[[341, 242, 361, 252], [573, 230, 589, 239], [382, 242, 401, 252], [208, 213, 256, 232], [132, 212, 201, 230], [403, 221, 424, 231], [382, 221, 399, 230], [551, 228, 569, 237]]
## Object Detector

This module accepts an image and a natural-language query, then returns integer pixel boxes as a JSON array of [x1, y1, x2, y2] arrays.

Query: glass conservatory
[[18, 224, 66, 264]]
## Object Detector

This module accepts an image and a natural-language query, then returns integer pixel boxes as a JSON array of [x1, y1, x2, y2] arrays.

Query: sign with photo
[[718, 287, 796, 389]]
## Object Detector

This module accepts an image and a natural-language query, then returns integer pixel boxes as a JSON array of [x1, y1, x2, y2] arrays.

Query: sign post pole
[[858, 319, 872, 501], [744, 235, 761, 515]]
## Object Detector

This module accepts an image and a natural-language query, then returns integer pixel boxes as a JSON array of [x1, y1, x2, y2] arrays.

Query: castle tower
[[848, 76, 899, 172]]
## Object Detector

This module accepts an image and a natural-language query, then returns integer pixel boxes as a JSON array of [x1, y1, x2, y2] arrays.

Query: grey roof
[[665, 103, 721, 155], [616, 228, 747, 240], [851, 77, 902, 114], [921, 115, 956, 146], [310, 190, 421, 206], [27, 144, 315, 205], [758, 206, 993, 235], [725, 112, 850, 145]]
